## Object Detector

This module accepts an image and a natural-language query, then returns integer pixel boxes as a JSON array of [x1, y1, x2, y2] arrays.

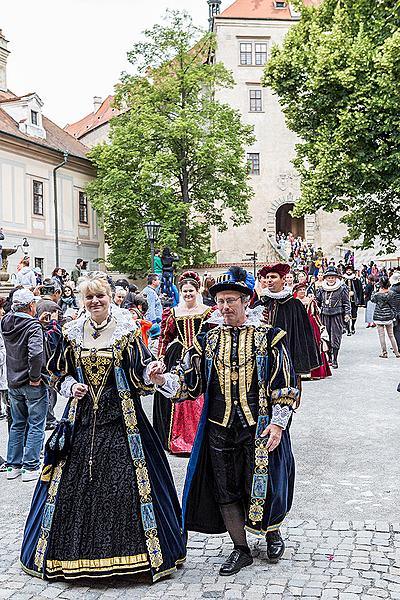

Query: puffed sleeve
[[46, 335, 79, 398], [124, 329, 154, 395], [158, 308, 177, 358], [268, 330, 299, 429]]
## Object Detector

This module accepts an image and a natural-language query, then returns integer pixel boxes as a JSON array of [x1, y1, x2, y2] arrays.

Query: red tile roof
[[64, 95, 119, 140], [220, 0, 320, 20], [0, 91, 91, 160]]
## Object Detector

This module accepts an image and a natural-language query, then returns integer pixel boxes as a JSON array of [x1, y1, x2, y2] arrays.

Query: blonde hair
[[79, 274, 112, 299]]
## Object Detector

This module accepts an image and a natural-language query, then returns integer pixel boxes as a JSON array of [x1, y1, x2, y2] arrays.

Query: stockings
[[220, 501, 250, 554]]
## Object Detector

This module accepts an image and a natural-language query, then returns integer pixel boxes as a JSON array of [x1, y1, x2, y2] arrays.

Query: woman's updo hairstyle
[[178, 271, 201, 291], [79, 273, 112, 299]]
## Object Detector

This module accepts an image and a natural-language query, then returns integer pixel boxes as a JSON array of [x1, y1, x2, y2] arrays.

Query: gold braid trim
[[238, 328, 256, 426]]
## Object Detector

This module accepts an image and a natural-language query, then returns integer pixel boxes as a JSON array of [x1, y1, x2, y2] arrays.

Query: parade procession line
[[1, 314, 399, 599]]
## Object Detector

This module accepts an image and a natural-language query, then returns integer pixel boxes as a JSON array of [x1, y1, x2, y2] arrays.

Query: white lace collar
[[206, 305, 263, 328], [64, 306, 138, 346], [321, 279, 343, 292], [343, 273, 355, 280], [260, 287, 292, 300]]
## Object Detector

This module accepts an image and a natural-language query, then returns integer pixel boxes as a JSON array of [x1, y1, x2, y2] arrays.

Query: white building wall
[[0, 147, 104, 276], [212, 17, 347, 263]]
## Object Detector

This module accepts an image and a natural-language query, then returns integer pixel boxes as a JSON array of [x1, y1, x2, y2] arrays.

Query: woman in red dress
[[153, 271, 215, 454], [293, 283, 331, 380]]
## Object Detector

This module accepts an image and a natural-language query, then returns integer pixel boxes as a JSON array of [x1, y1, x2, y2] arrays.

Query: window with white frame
[[240, 42, 252, 65], [255, 43, 268, 65], [33, 180, 44, 215], [34, 257, 44, 272], [31, 110, 38, 125], [249, 89, 262, 112], [247, 153, 260, 175], [79, 191, 89, 224]]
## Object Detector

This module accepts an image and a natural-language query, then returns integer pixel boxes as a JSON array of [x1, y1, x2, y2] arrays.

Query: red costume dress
[[153, 306, 214, 454], [304, 298, 331, 380]]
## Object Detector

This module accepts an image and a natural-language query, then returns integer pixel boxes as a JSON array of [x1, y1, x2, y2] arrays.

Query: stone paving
[[0, 312, 399, 599]]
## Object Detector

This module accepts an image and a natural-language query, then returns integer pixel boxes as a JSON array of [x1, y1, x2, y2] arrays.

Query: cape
[[253, 295, 321, 374]]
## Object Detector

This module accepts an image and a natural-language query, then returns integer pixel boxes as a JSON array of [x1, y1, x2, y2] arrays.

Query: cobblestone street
[[1, 312, 399, 599]]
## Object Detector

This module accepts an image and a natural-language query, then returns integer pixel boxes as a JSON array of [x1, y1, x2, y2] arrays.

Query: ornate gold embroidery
[[80, 350, 113, 408], [119, 383, 163, 571]]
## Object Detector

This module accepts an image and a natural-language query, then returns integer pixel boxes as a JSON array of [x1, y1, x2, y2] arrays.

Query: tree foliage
[[87, 11, 255, 274], [263, 0, 400, 251]]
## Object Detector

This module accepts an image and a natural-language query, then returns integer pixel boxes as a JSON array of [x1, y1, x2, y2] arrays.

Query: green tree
[[263, 0, 400, 251], [87, 11, 255, 274]]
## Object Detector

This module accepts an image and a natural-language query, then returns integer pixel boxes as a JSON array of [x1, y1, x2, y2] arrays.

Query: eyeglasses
[[216, 296, 245, 307]]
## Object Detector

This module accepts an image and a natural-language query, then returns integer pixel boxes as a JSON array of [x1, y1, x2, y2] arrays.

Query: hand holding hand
[[261, 423, 283, 452], [71, 383, 88, 399], [147, 361, 166, 386]]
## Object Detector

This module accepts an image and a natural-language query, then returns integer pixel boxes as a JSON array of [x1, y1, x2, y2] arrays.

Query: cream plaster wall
[[211, 17, 346, 264], [0, 146, 104, 275]]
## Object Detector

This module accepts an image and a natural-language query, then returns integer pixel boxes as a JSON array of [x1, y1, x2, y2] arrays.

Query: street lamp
[[14, 237, 30, 255], [144, 221, 161, 272]]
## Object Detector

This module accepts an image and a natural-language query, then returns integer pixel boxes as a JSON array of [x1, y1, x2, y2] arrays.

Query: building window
[[33, 180, 44, 215], [247, 153, 260, 175], [249, 89, 262, 112], [255, 43, 268, 66], [79, 191, 89, 224], [31, 110, 38, 125], [34, 257, 44, 272], [240, 43, 253, 65]]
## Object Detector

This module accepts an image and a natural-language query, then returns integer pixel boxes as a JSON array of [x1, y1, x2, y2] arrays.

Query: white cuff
[[271, 404, 292, 429], [143, 364, 153, 386], [59, 375, 78, 399], [155, 373, 180, 398]]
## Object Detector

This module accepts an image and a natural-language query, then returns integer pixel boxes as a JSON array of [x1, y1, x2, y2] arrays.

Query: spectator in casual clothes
[[51, 267, 64, 290], [70, 258, 84, 286], [58, 284, 79, 314], [371, 276, 400, 359], [36, 279, 63, 322], [161, 247, 179, 297], [1, 288, 48, 481], [390, 271, 400, 348], [154, 249, 163, 278], [113, 286, 127, 307], [15, 257, 36, 288], [142, 274, 162, 323]]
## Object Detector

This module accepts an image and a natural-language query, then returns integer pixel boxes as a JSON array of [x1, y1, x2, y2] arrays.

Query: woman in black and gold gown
[[21, 275, 186, 582]]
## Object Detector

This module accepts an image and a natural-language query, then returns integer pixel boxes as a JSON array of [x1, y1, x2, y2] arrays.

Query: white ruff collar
[[343, 273, 355, 280], [64, 306, 138, 346], [207, 305, 263, 328], [260, 287, 292, 300], [322, 279, 342, 292]]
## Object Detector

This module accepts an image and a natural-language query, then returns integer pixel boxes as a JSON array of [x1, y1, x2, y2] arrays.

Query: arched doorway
[[276, 203, 304, 238]]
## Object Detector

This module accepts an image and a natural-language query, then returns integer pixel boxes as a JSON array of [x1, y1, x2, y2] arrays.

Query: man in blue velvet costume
[[155, 267, 299, 576]]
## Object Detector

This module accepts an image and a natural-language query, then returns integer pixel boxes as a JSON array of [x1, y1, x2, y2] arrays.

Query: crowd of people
[[0, 247, 399, 583]]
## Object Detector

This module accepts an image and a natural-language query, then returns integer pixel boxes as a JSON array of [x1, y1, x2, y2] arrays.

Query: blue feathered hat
[[209, 266, 255, 298]]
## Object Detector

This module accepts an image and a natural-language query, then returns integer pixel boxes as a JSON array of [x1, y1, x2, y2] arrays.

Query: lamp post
[[243, 251, 258, 278], [22, 237, 30, 255], [144, 221, 161, 272]]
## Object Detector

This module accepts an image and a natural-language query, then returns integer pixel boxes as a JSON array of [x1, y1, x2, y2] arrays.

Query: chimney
[[93, 96, 102, 113], [0, 30, 10, 92], [208, 0, 222, 31]]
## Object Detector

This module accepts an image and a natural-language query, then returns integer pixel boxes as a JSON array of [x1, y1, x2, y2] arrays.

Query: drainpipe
[[53, 151, 68, 266]]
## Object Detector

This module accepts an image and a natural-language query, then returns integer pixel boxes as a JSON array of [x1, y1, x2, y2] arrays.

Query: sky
[[1, 0, 228, 127]]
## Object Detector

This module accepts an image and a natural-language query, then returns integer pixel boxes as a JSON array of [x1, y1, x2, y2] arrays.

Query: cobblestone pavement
[[1, 312, 399, 599]]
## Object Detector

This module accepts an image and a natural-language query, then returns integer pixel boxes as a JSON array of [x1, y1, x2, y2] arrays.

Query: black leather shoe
[[219, 549, 253, 576], [266, 530, 285, 563]]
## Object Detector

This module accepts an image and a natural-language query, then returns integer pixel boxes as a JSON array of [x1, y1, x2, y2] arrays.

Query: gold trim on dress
[[46, 553, 149, 574]]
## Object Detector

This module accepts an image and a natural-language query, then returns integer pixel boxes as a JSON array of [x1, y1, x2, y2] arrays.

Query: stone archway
[[276, 202, 304, 237]]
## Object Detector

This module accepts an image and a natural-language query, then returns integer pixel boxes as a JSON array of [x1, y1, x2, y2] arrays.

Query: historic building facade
[[0, 29, 104, 277], [209, 0, 347, 264]]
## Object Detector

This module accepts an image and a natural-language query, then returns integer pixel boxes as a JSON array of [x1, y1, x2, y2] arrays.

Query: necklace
[[89, 315, 111, 339]]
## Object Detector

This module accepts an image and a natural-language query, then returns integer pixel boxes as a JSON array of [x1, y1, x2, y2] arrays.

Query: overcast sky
[[1, 0, 227, 127]]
